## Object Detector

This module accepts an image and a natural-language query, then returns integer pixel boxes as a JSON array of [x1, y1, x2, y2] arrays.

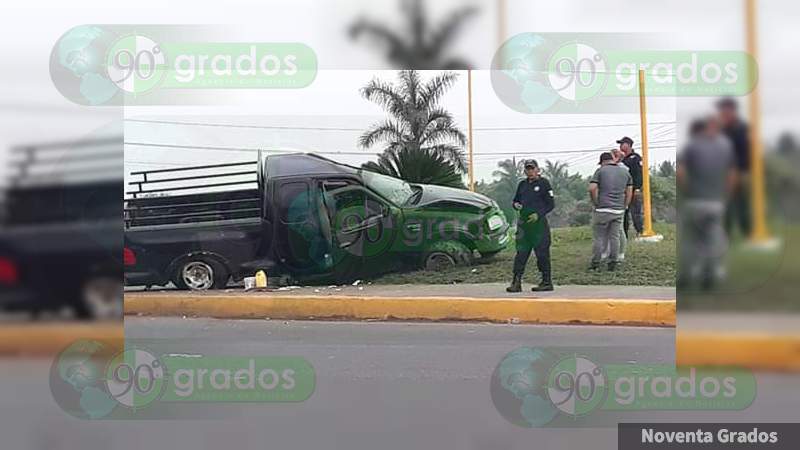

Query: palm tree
[[362, 147, 463, 187], [656, 160, 676, 178], [358, 70, 467, 187], [349, 0, 478, 69], [541, 160, 571, 193], [491, 157, 524, 200]]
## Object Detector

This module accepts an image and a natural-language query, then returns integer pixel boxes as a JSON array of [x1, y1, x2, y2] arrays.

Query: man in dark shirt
[[618, 136, 644, 237], [717, 97, 751, 237], [506, 160, 556, 293]]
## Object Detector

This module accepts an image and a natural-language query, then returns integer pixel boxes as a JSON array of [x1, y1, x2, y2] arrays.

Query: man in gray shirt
[[588, 152, 633, 271], [677, 117, 736, 289]]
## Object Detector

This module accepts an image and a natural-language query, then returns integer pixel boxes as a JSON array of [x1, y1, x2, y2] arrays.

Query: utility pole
[[467, 69, 475, 191], [745, 0, 771, 243], [638, 69, 656, 238]]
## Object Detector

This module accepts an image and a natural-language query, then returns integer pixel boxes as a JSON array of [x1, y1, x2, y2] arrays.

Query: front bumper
[[475, 223, 511, 254]]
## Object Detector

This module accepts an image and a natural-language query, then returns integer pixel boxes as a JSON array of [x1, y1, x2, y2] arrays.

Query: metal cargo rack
[[124, 158, 262, 228], [1, 136, 122, 226]]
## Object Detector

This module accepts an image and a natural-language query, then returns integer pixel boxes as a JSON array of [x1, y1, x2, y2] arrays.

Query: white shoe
[[618, 253, 625, 261]]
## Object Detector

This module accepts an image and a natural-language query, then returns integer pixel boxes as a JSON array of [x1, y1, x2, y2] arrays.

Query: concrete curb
[[0, 323, 122, 357], [123, 293, 676, 327], [677, 332, 800, 372]]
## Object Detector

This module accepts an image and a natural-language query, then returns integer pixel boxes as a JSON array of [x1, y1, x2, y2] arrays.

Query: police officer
[[618, 136, 644, 237], [506, 160, 555, 293]]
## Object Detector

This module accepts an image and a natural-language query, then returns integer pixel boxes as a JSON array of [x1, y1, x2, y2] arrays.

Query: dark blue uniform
[[512, 177, 555, 279], [622, 151, 644, 236]]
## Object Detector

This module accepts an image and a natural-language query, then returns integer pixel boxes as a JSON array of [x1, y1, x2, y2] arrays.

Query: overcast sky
[[123, 70, 676, 183], [1, 0, 797, 187]]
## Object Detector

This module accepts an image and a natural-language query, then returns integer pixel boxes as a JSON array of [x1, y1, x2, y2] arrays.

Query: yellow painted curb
[[0, 323, 122, 357], [124, 293, 676, 327], [677, 332, 800, 372]]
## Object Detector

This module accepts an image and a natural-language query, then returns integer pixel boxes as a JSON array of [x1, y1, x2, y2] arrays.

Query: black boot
[[607, 261, 618, 272], [531, 272, 554, 292], [506, 274, 522, 293]]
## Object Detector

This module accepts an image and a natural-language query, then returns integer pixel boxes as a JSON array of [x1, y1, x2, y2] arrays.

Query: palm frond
[[422, 125, 466, 149], [423, 143, 466, 172], [358, 120, 406, 149], [420, 72, 458, 108], [348, 19, 411, 64], [427, 6, 478, 61], [361, 78, 407, 120]]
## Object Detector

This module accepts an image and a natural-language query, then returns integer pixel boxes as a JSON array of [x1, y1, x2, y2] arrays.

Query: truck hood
[[412, 184, 494, 210]]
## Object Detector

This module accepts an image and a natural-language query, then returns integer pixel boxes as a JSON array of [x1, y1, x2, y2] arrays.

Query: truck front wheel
[[421, 241, 472, 271], [174, 257, 229, 291]]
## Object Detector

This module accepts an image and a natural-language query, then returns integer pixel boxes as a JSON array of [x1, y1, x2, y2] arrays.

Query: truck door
[[273, 180, 330, 274], [320, 180, 398, 274]]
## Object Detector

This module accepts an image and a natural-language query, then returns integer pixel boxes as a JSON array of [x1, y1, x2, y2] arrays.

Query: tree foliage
[[349, 0, 478, 69], [479, 158, 677, 227], [358, 70, 466, 187]]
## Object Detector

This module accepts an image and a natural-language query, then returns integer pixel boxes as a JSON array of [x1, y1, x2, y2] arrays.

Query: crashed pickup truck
[[0, 137, 122, 318], [124, 153, 510, 290]]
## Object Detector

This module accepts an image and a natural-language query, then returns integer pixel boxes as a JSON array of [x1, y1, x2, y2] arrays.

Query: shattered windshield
[[361, 170, 416, 206]]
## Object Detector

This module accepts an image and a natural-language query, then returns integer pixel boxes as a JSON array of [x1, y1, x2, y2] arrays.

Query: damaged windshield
[[361, 170, 416, 206]]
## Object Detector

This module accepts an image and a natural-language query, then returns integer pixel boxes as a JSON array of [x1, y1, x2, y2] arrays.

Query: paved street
[[5, 318, 673, 450], [1, 318, 797, 450]]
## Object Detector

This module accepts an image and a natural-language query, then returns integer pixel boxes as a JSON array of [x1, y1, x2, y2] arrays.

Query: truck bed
[[124, 160, 261, 228]]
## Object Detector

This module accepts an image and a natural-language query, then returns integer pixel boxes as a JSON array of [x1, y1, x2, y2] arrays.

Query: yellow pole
[[745, 0, 770, 242], [467, 69, 475, 192], [638, 69, 655, 237], [497, 0, 507, 47]]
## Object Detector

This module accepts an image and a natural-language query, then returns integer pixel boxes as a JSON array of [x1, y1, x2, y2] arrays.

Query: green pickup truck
[[124, 153, 510, 289]]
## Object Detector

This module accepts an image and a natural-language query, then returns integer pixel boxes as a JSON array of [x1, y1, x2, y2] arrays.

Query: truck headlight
[[487, 214, 505, 231]]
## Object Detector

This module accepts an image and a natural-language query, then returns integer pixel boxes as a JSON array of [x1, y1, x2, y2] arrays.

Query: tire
[[74, 275, 123, 320], [421, 241, 472, 271], [173, 257, 229, 291]]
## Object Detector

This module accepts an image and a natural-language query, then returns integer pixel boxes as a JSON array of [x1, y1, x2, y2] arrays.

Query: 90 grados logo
[[50, 25, 317, 105], [50, 339, 315, 419], [490, 346, 756, 428]]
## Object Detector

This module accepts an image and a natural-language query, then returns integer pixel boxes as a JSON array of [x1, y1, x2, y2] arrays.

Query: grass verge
[[369, 223, 676, 286]]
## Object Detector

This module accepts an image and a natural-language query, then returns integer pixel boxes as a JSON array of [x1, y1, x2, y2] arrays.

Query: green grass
[[362, 220, 800, 311], [369, 223, 677, 286], [681, 223, 800, 311]]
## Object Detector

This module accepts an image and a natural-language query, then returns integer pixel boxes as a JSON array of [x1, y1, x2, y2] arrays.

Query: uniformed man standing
[[506, 160, 555, 293], [618, 136, 644, 237]]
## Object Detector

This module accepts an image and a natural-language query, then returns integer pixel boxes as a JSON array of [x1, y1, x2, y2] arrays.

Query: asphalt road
[[0, 319, 797, 450]]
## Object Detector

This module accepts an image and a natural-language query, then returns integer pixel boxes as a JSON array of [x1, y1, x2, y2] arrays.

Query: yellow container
[[255, 270, 268, 288]]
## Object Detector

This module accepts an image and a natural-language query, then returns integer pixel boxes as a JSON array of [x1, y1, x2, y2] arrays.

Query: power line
[[125, 119, 364, 132], [471, 121, 675, 131], [124, 118, 676, 132], [124, 142, 381, 156], [125, 141, 674, 157]]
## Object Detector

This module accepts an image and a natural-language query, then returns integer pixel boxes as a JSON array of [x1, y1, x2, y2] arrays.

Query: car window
[[278, 182, 310, 224], [322, 182, 387, 231]]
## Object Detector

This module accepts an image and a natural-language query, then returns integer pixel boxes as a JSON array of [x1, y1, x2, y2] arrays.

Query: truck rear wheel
[[174, 257, 229, 291], [74, 275, 123, 320]]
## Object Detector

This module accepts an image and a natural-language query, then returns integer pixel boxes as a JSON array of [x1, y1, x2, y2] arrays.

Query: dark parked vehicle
[[0, 137, 122, 318], [124, 153, 510, 290]]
